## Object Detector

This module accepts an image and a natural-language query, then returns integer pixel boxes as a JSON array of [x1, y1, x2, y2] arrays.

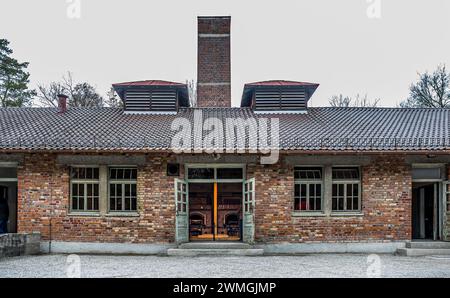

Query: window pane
[[110, 184, 115, 196], [353, 197, 359, 211], [0, 167, 17, 179], [87, 197, 93, 210], [339, 184, 344, 196], [188, 168, 214, 179], [110, 197, 116, 211], [125, 184, 131, 197], [316, 197, 322, 211], [125, 197, 131, 210], [72, 197, 78, 210], [86, 168, 93, 179], [110, 168, 137, 181], [79, 184, 84, 196], [70, 168, 79, 179], [217, 168, 243, 179], [309, 197, 315, 210], [294, 197, 300, 210], [116, 184, 122, 197], [353, 184, 358, 196], [117, 196, 122, 210], [338, 197, 344, 210], [300, 198, 306, 210], [131, 169, 137, 179], [87, 184, 92, 196], [294, 167, 322, 180], [72, 184, 78, 196], [332, 167, 360, 180], [316, 184, 322, 196], [300, 184, 306, 197], [117, 169, 124, 179], [131, 184, 137, 197], [110, 168, 117, 179]]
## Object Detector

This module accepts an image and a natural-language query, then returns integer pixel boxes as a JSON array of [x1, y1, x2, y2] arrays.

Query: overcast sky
[[1, 0, 449, 107]]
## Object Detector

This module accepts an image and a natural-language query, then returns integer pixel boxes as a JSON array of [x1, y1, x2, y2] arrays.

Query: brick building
[[0, 16, 449, 254]]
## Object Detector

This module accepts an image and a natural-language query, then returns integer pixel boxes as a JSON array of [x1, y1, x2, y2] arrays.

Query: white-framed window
[[294, 167, 323, 212], [70, 167, 100, 212], [332, 167, 361, 212], [108, 167, 137, 212]]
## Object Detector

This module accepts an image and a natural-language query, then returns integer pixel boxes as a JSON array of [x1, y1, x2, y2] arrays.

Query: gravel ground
[[1, 254, 450, 278]]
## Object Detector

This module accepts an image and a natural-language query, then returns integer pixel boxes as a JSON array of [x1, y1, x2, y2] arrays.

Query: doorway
[[174, 164, 255, 244], [0, 165, 18, 233], [412, 182, 440, 240], [188, 182, 243, 241]]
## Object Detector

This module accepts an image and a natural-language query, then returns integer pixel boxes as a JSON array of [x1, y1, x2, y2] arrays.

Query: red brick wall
[[197, 17, 231, 107], [249, 156, 412, 243], [17, 153, 176, 243], [17, 153, 414, 244]]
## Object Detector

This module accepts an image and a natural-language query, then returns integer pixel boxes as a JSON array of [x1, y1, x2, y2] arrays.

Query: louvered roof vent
[[240, 80, 319, 113], [113, 80, 190, 113]]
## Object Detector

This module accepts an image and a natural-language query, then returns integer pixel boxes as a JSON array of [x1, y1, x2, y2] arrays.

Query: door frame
[[443, 181, 450, 241], [184, 164, 248, 242], [411, 164, 447, 241], [0, 163, 18, 233]]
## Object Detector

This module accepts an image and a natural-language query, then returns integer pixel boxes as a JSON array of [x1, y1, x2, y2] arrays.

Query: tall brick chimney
[[197, 16, 231, 107]]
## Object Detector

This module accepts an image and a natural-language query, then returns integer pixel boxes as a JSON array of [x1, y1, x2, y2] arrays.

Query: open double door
[[175, 178, 255, 244]]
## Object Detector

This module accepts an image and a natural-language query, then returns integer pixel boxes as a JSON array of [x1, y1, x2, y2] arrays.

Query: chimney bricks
[[57, 94, 68, 114], [197, 16, 231, 107]]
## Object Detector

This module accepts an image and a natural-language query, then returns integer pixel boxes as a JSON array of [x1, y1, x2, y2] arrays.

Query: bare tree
[[186, 79, 197, 107], [329, 94, 380, 107], [400, 64, 450, 108], [36, 72, 104, 107], [36, 81, 66, 107], [106, 87, 123, 108], [329, 94, 351, 107], [69, 82, 104, 108]]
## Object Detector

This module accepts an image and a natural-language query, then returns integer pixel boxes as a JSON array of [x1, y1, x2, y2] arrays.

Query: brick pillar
[[197, 16, 231, 107]]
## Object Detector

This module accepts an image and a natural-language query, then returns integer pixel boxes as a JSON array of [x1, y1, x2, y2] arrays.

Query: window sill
[[292, 212, 326, 217], [68, 212, 101, 217], [330, 212, 364, 217], [105, 212, 140, 218]]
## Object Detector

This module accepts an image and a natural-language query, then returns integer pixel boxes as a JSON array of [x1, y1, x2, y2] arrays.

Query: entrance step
[[168, 242, 263, 256], [179, 242, 252, 250], [397, 241, 450, 256], [405, 241, 450, 249], [167, 248, 264, 256], [396, 248, 450, 257]]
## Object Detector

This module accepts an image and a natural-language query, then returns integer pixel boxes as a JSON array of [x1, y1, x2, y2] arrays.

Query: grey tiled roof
[[0, 107, 449, 152]]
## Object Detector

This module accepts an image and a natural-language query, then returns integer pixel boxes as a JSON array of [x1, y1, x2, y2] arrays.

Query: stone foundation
[[0, 233, 41, 258]]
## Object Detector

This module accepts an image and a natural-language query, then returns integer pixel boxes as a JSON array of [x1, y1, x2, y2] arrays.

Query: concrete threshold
[[167, 248, 264, 256]]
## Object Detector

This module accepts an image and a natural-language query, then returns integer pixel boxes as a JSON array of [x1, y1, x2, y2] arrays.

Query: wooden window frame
[[70, 166, 100, 213], [108, 167, 138, 213], [294, 166, 324, 213], [331, 167, 361, 213]]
